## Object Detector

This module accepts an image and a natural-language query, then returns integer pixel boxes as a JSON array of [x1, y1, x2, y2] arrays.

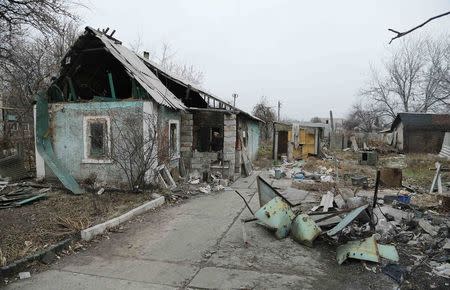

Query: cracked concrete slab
[[58, 255, 198, 287], [189, 266, 312, 289], [6, 270, 177, 290]]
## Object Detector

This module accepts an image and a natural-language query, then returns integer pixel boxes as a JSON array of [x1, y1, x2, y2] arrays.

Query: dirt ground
[[0, 187, 152, 265]]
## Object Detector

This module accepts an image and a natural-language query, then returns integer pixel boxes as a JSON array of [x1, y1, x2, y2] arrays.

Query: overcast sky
[[77, 0, 450, 120]]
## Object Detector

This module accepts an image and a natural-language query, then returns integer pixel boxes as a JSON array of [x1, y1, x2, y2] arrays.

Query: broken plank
[[14, 193, 47, 206]]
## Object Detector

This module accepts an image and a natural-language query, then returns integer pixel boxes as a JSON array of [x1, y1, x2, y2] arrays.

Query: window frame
[[82, 116, 112, 164], [168, 119, 180, 159]]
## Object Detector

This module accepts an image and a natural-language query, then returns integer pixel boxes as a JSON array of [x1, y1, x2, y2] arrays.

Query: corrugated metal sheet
[[86, 27, 186, 110]]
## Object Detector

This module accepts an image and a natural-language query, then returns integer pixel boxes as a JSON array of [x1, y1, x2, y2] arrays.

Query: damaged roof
[[65, 27, 186, 110], [140, 55, 263, 122], [389, 112, 450, 131]]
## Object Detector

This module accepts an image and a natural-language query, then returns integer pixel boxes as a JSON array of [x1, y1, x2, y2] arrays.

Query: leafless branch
[[388, 11, 450, 44]]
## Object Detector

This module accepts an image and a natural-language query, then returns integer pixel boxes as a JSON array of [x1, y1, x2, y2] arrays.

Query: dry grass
[[0, 189, 151, 264], [403, 154, 450, 189]]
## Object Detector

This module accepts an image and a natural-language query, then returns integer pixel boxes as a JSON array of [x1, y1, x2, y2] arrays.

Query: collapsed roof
[[49, 26, 185, 110], [49, 26, 262, 122]]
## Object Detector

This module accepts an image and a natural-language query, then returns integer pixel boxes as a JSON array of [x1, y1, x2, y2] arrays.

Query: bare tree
[[361, 37, 450, 121], [252, 96, 276, 141], [343, 102, 382, 133], [137, 41, 204, 85], [0, 0, 78, 62], [108, 110, 172, 191]]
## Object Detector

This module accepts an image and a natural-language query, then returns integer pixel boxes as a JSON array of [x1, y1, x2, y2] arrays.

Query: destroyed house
[[35, 27, 261, 191], [386, 113, 450, 153], [141, 51, 262, 180]]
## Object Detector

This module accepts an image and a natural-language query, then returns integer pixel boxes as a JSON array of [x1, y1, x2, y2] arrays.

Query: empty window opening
[[83, 116, 111, 163], [168, 120, 180, 157], [90, 122, 106, 157], [362, 152, 368, 161]]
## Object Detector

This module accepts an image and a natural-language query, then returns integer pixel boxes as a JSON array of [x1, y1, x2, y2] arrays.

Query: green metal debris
[[336, 235, 399, 265], [336, 235, 380, 265], [254, 196, 295, 239], [35, 94, 84, 194], [291, 214, 322, 247], [377, 244, 399, 262]]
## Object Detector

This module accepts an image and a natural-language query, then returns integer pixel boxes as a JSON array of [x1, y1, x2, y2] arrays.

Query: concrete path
[[7, 173, 394, 289]]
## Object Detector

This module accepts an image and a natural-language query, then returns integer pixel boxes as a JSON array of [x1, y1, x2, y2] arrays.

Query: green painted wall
[[247, 119, 260, 161], [45, 100, 161, 187]]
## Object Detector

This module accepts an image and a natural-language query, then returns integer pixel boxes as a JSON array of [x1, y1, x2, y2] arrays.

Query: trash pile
[[269, 160, 334, 183], [237, 175, 450, 285], [0, 184, 50, 210], [181, 170, 230, 196]]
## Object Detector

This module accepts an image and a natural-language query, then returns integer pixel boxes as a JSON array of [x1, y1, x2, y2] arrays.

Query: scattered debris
[[418, 219, 438, 236], [382, 263, 407, 283], [18, 272, 31, 280], [291, 214, 321, 247], [254, 197, 295, 239], [336, 235, 398, 265], [327, 204, 369, 236], [156, 164, 177, 189], [0, 187, 49, 210]]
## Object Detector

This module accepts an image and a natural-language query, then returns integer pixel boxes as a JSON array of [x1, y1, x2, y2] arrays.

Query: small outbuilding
[[385, 113, 450, 153], [273, 121, 325, 161]]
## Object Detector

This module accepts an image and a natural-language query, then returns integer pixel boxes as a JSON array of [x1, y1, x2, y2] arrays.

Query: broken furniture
[[156, 164, 177, 189]]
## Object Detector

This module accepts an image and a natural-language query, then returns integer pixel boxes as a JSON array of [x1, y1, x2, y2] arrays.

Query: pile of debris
[[0, 185, 49, 210], [237, 174, 450, 285]]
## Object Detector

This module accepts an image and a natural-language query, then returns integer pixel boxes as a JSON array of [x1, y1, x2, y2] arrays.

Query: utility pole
[[232, 93, 238, 109], [277, 101, 281, 121], [329, 110, 335, 132]]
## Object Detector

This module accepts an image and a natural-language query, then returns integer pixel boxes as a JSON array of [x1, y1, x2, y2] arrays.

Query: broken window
[[83, 116, 111, 162], [168, 120, 180, 157], [193, 112, 224, 152]]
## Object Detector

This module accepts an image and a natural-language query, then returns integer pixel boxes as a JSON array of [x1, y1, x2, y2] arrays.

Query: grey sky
[[78, 0, 450, 120]]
